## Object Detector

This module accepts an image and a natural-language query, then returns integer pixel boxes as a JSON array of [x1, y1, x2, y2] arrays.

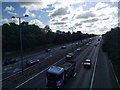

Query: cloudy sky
[[1, 0, 119, 34]]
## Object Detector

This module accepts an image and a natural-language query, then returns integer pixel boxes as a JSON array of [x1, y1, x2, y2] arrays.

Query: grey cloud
[[75, 23, 82, 26], [61, 17, 68, 21], [20, 2, 42, 5], [86, 25, 91, 27], [86, 23, 94, 27], [81, 18, 99, 23], [50, 7, 70, 17], [102, 17, 109, 20], [53, 22, 66, 25], [76, 11, 95, 19]]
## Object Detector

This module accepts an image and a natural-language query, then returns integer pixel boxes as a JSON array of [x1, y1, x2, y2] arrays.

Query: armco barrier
[[2, 47, 76, 88]]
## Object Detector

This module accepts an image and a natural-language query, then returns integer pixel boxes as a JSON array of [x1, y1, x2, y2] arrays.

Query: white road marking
[[45, 54, 53, 59], [3, 66, 12, 71], [110, 62, 120, 88], [73, 73, 77, 77], [90, 43, 99, 89], [13, 68, 21, 73]]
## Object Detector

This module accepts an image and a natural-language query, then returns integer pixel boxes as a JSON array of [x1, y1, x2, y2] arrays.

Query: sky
[[1, 0, 119, 35]]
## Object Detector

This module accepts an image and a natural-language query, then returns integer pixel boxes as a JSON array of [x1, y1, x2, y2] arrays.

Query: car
[[95, 42, 99, 47], [45, 49, 51, 52], [61, 46, 66, 49], [89, 42, 91, 44], [65, 53, 74, 60], [75, 43, 79, 46], [95, 44, 97, 47], [86, 43, 89, 46], [77, 48, 81, 51], [83, 59, 91, 69], [68, 53, 74, 57], [4, 59, 17, 65], [26, 58, 39, 66], [65, 55, 72, 60], [98, 39, 100, 41]]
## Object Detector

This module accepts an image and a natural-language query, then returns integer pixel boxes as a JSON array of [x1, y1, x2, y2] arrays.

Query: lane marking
[[45, 55, 52, 59], [13, 68, 21, 73], [90, 42, 100, 89], [73, 73, 77, 77], [3, 66, 12, 71], [15, 67, 48, 88], [110, 62, 120, 88]]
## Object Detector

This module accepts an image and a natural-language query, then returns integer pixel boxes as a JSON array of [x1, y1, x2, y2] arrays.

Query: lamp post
[[11, 15, 28, 74], [69, 26, 76, 50]]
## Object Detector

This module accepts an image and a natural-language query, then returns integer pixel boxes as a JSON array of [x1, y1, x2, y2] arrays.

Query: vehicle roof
[[47, 66, 64, 75], [86, 59, 91, 61], [84, 63, 91, 65], [77, 48, 81, 49], [66, 55, 71, 57], [68, 53, 73, 55]]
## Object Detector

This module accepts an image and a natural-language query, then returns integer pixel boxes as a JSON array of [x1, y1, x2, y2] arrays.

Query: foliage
[[102, 27, 120, 84], [2, 22, 96, 60]]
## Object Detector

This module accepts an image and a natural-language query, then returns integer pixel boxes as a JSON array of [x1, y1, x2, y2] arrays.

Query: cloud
[[61, 17, 68, 21], [4, 5, 17, 16], [81, 18, 99, 23], [49, 7, 70, 17], [53, 22, 66, 25], [20, 2, 44, 11], [110, 0, 119, 2], [8, 11, 17, 16], [95, 2, 108, 10], [75, 23, 82, 26], [5, 6, 15, 11], [76, 11, 95, 19], [94, 6, 118, 16], [29, 19, 44, 28], [18, 1, 118, 34], [1, 18, 9, 24]]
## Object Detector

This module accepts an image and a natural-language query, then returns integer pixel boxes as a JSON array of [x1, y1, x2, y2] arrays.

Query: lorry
[[46, 60, 76, 88]]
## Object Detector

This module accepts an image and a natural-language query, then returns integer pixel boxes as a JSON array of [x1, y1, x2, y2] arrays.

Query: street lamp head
[[11, 16, 15, 18], [25, 15, 29, 17]]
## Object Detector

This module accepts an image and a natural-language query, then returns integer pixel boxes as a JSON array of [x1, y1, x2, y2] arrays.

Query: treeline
[[2, 22, 95, 56], [102, 27, 120, 84]]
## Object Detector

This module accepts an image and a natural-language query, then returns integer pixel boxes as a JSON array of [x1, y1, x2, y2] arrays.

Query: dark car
[[45, 49, 51, 52], [95, 42, 99, 47], [68, 53, 74, 57], [86, 43, 89, 46], [4, 59, 17, 66], [77, 48, 81, 51], [65, 53, 74, 60], [75, 43, 79, 46], [61, 46, 66, 49], [66, 55, 72, 60], [83, 59, 91, 69], [26, 58, 39, 66]]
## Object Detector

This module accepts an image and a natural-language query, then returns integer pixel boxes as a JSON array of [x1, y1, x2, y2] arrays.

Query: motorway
[[2, 39, 91, 79], [2, 39, 87, 79], [12, 36, 117, 89], [3, 36, 118, 89]]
